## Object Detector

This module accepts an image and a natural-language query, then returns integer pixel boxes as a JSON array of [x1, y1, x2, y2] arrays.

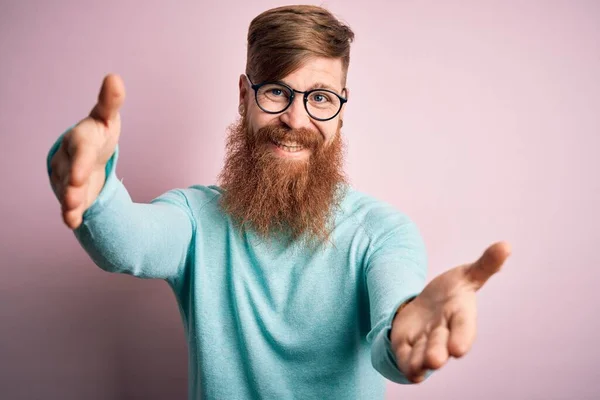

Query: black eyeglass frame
[[247, 75, 348, 122]]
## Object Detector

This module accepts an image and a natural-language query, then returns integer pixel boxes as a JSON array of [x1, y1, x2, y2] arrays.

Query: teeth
[[274, 140, 304, 152], [275, 140, 301, 147]]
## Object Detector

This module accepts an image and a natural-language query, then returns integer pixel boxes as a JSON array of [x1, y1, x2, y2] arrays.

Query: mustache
[[254, 124, 324, 152]]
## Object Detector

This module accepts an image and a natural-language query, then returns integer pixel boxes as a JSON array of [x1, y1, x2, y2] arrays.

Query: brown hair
[[245, 5, 355, 86]]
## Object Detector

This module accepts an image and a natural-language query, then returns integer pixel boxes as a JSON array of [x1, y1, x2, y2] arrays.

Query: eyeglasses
[[247, 75, 348, 122]]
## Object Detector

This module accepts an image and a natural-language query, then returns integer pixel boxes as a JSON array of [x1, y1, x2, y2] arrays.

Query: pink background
[[1, 1, 598, 399]]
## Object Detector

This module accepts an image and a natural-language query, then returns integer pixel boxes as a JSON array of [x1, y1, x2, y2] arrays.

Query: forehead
[[281, 57, 344, 92]]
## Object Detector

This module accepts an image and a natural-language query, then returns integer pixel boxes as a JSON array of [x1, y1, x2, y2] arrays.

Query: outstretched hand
[[50, 74, 125, 229], [390, 241, 511, 383]]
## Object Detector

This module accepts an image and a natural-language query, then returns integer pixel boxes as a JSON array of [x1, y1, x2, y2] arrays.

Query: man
[[47, 5, 510, 400]]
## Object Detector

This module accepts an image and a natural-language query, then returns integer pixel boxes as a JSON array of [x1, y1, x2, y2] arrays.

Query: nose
[[279, 95, 311, 130]]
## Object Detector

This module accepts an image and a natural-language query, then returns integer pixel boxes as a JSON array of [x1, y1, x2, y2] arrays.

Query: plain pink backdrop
[[1, 1, 598, 399]]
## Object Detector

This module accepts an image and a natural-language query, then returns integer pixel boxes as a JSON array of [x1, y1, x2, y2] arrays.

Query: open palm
[[390, 241, 511, 383]]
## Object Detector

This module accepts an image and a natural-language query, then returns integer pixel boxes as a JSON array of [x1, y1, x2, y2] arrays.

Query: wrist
[[394, 296, 415, 319], [389, 296, 417, 339]]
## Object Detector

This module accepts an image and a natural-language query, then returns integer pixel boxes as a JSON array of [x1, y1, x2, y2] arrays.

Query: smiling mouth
[[272, 140, 306, 153]]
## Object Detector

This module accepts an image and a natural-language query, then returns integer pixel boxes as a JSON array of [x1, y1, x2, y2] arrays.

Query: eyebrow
[[308, 82, 341, 92], [281, 80, 343, 94]]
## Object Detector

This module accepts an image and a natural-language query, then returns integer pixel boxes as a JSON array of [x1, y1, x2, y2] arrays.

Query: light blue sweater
[[47, 132, 428, 399]]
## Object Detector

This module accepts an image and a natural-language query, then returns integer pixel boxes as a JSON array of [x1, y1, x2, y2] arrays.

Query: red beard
[[218, 116, 347, 246]]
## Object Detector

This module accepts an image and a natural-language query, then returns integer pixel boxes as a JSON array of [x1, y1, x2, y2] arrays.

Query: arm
[[47, 133, 194, 282], [365, 216, 431, 384]]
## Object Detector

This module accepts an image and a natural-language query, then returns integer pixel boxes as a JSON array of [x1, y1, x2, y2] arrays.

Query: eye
[[311, 92, 331, 103], [270, 88, 284, 97]]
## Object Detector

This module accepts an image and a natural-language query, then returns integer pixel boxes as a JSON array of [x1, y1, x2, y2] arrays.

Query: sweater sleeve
[[365, 213, 433, 384], [47, 129, 195, 283]]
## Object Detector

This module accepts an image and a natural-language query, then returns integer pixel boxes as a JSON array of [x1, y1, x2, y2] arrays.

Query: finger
[[424, 325, 450, 370], [408, 335, 428, 378], [448, 308, 477, 358], [50, 148, 70, 200], [90, 74, 125, 123], [62, 182, 87, 211], [50, 169, 61, 196], [63, 203, 85, 229], [68, 136, 100, 187], [395, 341, 413, 377], [50, 146, 68, 190], [466, 241, 511, 290]]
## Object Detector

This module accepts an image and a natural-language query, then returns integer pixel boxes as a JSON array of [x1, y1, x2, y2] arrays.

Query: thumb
[[466, 241, 511, 290], [90, 73, 125, 123]]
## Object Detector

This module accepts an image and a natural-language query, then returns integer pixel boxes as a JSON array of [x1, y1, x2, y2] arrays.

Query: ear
[[339, 87, 350, 121], [239, 74, 249, 109]]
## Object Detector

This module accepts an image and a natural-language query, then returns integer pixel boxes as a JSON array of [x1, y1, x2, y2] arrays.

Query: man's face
[[238, 57, 347, 157], [219, 57, 348, 245]]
